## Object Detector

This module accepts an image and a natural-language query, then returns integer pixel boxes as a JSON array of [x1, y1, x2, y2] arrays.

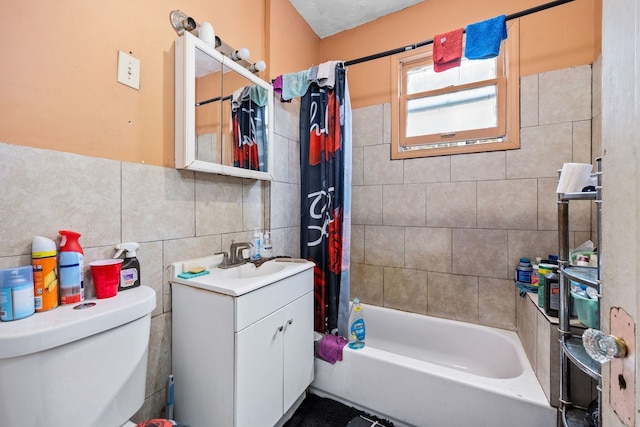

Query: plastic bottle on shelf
[[544, 270, 560, 317], [537, 257, 558, 308], [348, 298, 366, 349], [531, 263, 539, 287], [114, 242, 141, 291], [515, 257, 533, 283]]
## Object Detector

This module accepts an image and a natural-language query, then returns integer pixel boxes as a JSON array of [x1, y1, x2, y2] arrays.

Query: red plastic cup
[[90, 259, 123, 299]]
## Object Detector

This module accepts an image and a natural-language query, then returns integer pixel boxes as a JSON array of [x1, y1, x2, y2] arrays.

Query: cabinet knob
[[582, 328, 628, 363], [288, 318, 293, 325], [277, 325, 284, 332]]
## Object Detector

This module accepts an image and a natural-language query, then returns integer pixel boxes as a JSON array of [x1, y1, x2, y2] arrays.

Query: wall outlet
[[117, 51, 140, 90]]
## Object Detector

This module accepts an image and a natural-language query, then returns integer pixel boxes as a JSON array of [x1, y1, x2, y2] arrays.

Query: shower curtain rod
[[343, 0, 575, 66]]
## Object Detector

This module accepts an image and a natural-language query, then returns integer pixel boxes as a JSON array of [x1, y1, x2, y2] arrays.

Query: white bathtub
[[310, 304, 556, 427]]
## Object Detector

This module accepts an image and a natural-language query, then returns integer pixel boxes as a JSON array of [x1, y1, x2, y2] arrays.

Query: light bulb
[[249, 60, 266, 73], [198, 22, 215, 46], [232, 48, 250, 61]]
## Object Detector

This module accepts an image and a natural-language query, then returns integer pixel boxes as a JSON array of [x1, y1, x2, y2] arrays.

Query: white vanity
[[171, 256, 315, 427]]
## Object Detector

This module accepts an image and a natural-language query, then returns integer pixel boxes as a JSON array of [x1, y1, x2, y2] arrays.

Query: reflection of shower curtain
[[232, 87, 267, 171], [300, 64, 351, 337]]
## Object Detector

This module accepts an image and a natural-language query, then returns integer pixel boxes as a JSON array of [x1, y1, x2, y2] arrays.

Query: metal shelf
[[561, 265, 598, 289], [559, 191, 597, 201], [562, 406, 587, 427], [558, 158, 602, 427], [562, 336, 601, 380]]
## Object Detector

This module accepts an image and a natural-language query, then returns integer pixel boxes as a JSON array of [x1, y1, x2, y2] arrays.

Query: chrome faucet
[[215, 241, 252, 269], [230, 241, 252, 264]]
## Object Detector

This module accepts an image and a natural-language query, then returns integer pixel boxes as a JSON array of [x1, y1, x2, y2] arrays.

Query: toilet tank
[[0, 285, 156, 427]]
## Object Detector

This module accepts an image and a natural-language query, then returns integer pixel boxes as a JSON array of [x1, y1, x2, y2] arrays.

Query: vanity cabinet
[[171, 267, 314, 427], [558, 158, 602, 426]]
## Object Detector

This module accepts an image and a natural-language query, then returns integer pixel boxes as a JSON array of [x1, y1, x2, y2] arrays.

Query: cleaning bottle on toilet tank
[[58, 230, 85, 304], [113, 242, 141, 291], [348, 298, 366, 349]]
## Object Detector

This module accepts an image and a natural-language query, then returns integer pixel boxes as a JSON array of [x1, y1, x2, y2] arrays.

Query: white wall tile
[[0, 143, 121, 255]]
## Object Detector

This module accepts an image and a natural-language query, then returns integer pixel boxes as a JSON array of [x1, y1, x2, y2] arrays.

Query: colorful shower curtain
[[232, 86, 267, 171], [300, 64, 351, 337]]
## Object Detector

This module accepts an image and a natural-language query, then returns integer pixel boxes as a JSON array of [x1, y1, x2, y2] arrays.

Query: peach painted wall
[[319, 0, 600, 108], [0, 0, 268, 168], [0, 0, 598, 165], [267, 0, 321, 78]]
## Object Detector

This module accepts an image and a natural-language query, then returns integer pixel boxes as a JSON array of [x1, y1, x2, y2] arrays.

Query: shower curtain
[[300, 64, 352, 337]]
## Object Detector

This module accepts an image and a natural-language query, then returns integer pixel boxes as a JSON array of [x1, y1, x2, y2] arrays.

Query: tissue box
[[571, 291, 598, 328]]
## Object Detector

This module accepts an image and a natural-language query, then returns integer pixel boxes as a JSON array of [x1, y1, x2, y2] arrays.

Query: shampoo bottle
[[348, 298, 366, 349], [114, 242, 141, 291], [58, 230, 85, 304]]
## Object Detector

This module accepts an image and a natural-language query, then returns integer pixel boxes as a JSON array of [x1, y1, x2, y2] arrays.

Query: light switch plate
[[117, 51, 140, 90], [610, 306, 635, 426]]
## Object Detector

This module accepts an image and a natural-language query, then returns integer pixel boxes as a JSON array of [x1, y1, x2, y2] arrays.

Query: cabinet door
[[283, 292, 315, 412], [235, 309, 284, 427]]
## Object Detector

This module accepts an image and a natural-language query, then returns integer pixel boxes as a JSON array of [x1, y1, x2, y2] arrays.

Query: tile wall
[[350, 64, 595, 331], [0, 99, 302, 421], [0, 63, 594, 420], [515, 57, 602, 408]]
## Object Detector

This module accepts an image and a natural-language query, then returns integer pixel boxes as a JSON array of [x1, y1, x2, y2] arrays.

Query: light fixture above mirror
[[169, 10, 266, 74]]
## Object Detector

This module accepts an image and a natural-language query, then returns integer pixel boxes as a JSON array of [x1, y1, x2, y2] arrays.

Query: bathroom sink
[[171, 257, 314, 297], [214, 262, 285, 279]]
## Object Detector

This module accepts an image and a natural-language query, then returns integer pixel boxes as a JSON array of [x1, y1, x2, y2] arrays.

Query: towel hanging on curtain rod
[[344, 0, 575, 66]]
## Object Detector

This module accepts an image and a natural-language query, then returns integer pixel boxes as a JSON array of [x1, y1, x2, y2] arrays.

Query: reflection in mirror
[[195, 47, 222, 163], [220, 62, 269, 172], [175, 31, 273, 180]]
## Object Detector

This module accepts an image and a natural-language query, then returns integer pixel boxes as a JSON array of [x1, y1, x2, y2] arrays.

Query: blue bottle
[[348, 298, 366, 349]]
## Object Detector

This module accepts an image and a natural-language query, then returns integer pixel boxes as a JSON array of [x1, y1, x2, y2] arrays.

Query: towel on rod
[[315, 60, 343, 88], [464, 14, 507, 60], [282, 70, 311, 101], [307, 65, 319, 82], [432, 28, 463, 72], [272, 75, 284, 100]]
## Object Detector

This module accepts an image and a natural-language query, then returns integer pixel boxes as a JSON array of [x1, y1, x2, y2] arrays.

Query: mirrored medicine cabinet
[[175, 31, 274, 180]]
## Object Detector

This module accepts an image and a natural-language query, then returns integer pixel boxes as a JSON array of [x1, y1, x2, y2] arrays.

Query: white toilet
[[0, 285, 156, 427]]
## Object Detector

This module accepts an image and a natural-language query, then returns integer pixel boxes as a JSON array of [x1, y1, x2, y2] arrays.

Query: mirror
[[175, 32, 274, 180]]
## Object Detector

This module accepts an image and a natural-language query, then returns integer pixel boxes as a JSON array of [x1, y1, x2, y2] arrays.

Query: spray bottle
[[113, 242, 141, 291], [58, 230, 85, 304], [32, 236, 59, 312]]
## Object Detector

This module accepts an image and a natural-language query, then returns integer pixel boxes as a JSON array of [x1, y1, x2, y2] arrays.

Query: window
[[391, 21, 519, 158]]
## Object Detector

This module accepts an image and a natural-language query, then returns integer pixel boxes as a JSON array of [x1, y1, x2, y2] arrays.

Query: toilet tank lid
[[0, 285, 156, 359]]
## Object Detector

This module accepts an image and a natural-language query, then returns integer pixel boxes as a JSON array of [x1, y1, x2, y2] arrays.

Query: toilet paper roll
[[556, 163, 593, 193]]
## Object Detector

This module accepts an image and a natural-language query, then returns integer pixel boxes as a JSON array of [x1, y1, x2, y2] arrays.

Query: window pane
[[406, 85, 497, 137], [406, 57, 497, 95]]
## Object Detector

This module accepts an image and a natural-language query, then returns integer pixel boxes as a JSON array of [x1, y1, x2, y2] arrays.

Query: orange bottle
[[32, 236, 59, 312]]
